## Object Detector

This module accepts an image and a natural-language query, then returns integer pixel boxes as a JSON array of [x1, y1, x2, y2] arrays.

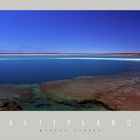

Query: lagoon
[[0, 55, 140, 84]]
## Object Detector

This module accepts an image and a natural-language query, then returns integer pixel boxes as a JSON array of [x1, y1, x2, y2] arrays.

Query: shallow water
[[0, 55, 140, 111]]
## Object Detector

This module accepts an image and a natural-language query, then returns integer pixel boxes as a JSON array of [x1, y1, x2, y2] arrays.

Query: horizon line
[[0, 52, 140, 54]]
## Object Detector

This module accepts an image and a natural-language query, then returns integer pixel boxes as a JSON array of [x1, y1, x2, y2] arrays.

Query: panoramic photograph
[[0, 10, 140, 111]]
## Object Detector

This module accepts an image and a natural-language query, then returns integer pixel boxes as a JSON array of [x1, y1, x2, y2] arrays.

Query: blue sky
[[0, 11, 140, 53]]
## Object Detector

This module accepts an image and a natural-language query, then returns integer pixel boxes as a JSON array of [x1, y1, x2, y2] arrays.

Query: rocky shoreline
[[0, 71, 140, 111]]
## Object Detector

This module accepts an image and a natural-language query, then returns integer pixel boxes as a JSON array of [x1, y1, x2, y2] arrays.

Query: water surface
[[0, 55, 139, 84]]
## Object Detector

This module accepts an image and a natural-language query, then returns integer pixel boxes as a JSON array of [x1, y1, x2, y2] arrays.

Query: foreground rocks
[[0, 72, 140, 111], [0, 85, 35, 101], [0, 99, 22, 111], [41, 72, 140, 111], [97, 84, 140, 110], [0, 85, 36, 111]]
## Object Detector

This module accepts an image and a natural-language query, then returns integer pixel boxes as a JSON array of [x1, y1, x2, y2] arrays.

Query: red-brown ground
[[41, 72, 140, 111]]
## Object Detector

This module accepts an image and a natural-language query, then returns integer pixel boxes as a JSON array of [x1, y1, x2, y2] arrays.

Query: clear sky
[[0, 11, 140, 53]]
